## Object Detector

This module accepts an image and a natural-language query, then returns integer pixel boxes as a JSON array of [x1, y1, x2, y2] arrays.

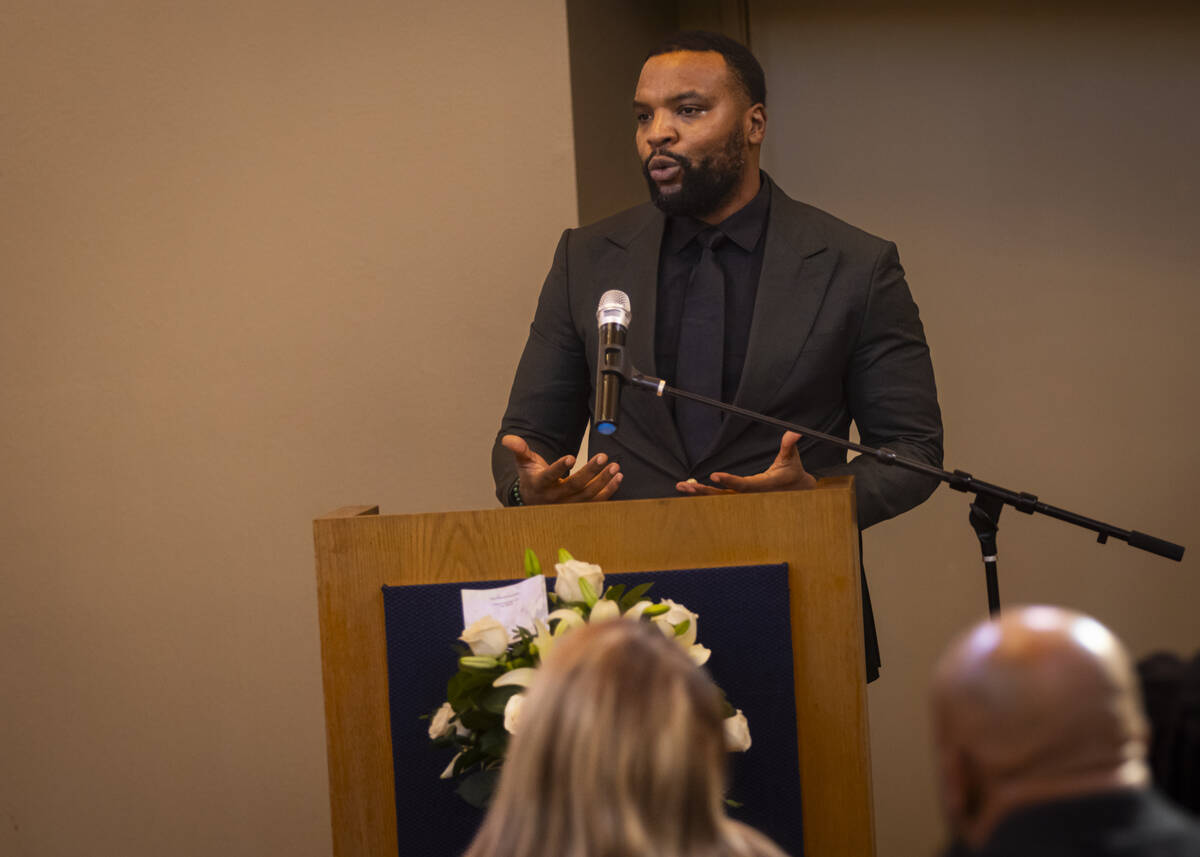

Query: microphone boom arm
[[596, 341, 1184, 613]]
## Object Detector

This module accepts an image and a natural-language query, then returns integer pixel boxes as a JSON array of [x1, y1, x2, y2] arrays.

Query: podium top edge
[[312, 477, 854, 524], [316, 505, 380, 520]]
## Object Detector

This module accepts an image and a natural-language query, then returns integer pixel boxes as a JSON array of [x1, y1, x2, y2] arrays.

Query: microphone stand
[[599, 343, 1186, 617]]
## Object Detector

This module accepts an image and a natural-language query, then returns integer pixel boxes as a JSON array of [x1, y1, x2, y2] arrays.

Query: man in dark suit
[[491, 32, 942, 677], [932, 606, 1200, 856], [492, 30, 940, 520]]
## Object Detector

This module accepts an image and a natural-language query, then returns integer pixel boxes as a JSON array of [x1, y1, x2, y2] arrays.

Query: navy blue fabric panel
[[381, 563, 802, 857], [382, 580, 485, 857]]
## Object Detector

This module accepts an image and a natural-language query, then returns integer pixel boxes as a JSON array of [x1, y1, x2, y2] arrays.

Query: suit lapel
[[710, 185, 833, 454], [603, 210, 689, 471]]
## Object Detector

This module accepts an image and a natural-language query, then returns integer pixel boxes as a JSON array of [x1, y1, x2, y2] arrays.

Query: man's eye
[[679, 105, 703, 116], [635, 113, 650, 123]]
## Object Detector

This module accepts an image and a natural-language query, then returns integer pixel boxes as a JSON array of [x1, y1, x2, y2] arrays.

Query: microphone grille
[[596, 289, 631, 327]]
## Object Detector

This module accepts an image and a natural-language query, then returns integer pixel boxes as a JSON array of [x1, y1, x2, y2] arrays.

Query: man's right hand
[[501, 434, 622, 505]]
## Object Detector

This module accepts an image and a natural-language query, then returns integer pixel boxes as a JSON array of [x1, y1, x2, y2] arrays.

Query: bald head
[[931, 606, 1150, 846]]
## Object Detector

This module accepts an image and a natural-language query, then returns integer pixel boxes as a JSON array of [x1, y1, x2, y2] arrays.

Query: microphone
[[594, 290, 631, 435]]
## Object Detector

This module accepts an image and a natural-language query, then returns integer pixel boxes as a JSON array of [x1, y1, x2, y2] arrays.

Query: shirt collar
[[663, 171, 772, 255]]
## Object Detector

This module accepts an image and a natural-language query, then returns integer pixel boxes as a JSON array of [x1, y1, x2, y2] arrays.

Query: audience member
[[931, 605, 1200, 856], [462, 618, 790, 857], [1138, 650, 1200, 816]]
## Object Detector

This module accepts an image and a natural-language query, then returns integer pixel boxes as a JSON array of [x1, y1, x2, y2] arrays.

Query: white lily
[[546, 608, 585, 634], [532, 618, 556, 660], [503, 692, 526, 734], [724, 709, 752, 751], [493, 667, 536, 688], [588, 599, 620, 622], [440, 751, 462, 779], [623, 600, 653, 621]]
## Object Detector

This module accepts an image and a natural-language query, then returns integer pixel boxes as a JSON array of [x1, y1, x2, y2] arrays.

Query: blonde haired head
[[463, 618, 789, 857]]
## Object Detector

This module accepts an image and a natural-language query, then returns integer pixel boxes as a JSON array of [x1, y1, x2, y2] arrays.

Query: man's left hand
[[674, 431, 818, 496]]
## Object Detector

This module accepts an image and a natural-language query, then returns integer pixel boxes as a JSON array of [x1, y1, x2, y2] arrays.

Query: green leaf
[[641, 603, 669, 618], [724, 798, 744, 809], [447, 670, 499, 709], [603, 583, 626, 602], [673, 618, 690, 637], [523, 547, 542, 577], [459, 708, 501, 732], [479, 727, 509, 758], [557, 548, 574, 562], [480, 685, 523, 715], [456, 768, 501, 809], [578, 576, 599, 608], [619, 582, 654, 611]]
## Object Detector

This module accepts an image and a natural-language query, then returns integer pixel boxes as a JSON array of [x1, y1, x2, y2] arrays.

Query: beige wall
[[4, 4, 1198, 857], [566, 0, 677, 224], [0, 3, 575, 855], [753, 6, 1200, 855]]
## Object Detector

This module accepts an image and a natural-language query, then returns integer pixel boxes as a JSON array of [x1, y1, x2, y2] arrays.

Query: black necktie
[[675, 228, 725, 465]]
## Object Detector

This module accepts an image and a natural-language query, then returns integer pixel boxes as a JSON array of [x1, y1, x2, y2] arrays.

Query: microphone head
[[596, 289, 631, 328]]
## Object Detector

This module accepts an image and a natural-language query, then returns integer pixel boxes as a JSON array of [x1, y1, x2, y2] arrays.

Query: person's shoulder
[[569, 201, 662, 249], [1141, 789, 1200, 848], [723, 819, 794, 857], [768, 179, 893, 256]]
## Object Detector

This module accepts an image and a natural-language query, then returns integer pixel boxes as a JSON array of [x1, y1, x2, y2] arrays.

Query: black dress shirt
[[655, 175, 771, 409]]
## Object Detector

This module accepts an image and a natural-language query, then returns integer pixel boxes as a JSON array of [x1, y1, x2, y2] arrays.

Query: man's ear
[[959, 752, 984, 823], [938, 742, 984, 829], [746, 103, 766, 145]]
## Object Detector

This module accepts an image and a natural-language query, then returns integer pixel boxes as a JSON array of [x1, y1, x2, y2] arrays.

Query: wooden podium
[[314, 478, 873, 857]]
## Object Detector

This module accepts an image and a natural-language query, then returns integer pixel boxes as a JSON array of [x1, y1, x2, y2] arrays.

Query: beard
[[642, 126, 747, 219]]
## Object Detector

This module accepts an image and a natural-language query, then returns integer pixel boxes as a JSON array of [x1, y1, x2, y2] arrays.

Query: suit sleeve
[[812, 241, 944, 529], [491, 229, 593, 505]]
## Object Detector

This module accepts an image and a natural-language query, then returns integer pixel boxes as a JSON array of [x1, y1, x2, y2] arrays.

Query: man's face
[[633, 50, 760, 219]]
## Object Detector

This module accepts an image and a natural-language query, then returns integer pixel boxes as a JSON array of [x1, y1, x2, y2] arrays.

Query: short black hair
[[646, 30, 766, 107]]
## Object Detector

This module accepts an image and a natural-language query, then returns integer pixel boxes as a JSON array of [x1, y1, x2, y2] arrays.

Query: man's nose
[[644, 112, 677, 148]]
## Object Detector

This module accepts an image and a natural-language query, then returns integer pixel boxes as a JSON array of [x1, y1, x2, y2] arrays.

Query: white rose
[[554, 559, 604, 604], [688, 644, 711, 666], [651, 599, 699, 648], [459, 615, 509, 657], [428, 701, 455, 740], [503, 692, 526, 734], [588, 598, 620, 623], [724, 709, 751, 752]]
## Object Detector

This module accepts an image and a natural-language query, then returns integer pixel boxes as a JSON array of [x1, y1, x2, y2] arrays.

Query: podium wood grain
[[314, 479, 872, 857]]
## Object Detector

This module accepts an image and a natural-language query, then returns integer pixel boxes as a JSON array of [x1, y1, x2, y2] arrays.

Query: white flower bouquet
[[425, 549, 750, 807]]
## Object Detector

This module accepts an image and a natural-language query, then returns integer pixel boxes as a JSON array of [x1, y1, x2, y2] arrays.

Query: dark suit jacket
[[947, 789, 1200, 857], [493, 176, 942, 523], [491, 176, 944, 678]]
